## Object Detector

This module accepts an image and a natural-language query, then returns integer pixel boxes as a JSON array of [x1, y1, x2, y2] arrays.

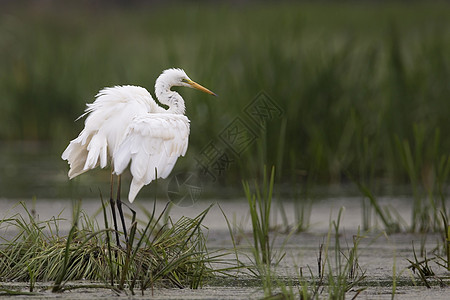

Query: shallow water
[[1, 198, 449, 299]]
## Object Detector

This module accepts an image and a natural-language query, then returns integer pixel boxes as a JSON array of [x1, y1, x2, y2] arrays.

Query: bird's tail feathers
[[126, 158, 176, 203], [128, 179, 145, 203]]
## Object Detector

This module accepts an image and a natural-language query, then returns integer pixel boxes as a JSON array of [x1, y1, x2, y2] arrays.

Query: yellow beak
[[187, 80, 217, 96]]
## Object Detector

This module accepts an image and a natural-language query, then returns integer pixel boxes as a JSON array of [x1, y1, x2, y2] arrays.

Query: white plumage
[[113, 114, 189, 202], [62, 68, 215, 203]]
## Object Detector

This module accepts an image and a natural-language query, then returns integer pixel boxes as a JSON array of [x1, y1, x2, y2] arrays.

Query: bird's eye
[[181, 78, 188, 83]]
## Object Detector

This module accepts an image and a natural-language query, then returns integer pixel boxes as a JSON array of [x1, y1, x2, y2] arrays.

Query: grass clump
[[243, 166, 276, 266], [395, 127, 450, 233], [242, 168, 368, 299], [242, 166, 292, 298], [0, 201, 217, 294], [294, 208, 367, 299]]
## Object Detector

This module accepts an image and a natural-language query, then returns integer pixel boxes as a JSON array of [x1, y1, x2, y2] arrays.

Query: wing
[[62, 85, 157, 178], [113, 114, 190, 203]]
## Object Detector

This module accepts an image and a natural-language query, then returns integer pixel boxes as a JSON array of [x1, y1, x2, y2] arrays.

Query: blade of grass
[[52, 199, 81, 292]]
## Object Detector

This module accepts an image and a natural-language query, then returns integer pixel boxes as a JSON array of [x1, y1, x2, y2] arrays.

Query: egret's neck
[[155, 80, 185, 115]]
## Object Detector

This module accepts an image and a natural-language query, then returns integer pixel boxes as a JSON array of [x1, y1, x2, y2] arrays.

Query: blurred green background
[[1, 1, 450, 199]]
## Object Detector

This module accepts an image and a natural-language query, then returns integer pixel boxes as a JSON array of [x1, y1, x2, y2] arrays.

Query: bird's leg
[[109, 173, 121, 247], [116, 175, 129, 244]]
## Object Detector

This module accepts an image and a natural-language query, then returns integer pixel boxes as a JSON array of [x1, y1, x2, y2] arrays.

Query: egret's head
[[161, 68, 216, 96]]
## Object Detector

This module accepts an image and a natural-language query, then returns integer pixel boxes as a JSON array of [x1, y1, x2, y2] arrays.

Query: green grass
[[241, 168, 371, 299], [1, 1, 450, 189], [0, 201, 224, 294], [243, 166, 276, 265], [239, 174, 449, 298]]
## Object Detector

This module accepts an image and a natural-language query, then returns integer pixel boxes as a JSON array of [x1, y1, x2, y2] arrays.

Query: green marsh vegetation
[[1, 2, 450, 189], [241, 168, 449, 299], [0, 201, 231, 295], [241, 169, 369, 299]]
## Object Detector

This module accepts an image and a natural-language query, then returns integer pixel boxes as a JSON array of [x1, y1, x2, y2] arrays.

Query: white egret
[[62, 68, 216, 244]]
